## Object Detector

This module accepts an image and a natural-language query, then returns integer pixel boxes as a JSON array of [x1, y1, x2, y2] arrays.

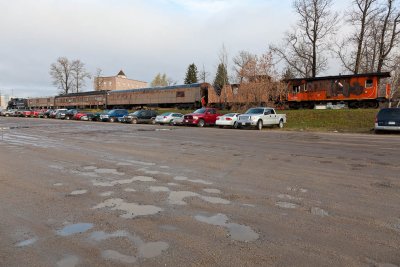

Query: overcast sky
[[0, 0, 350, 97]]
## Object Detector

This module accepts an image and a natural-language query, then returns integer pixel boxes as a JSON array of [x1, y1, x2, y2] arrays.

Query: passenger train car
[[27, 83, 210, 109]]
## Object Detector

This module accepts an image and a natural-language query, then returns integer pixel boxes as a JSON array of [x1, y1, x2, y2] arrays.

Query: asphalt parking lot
[[0, 117, 399, 267]]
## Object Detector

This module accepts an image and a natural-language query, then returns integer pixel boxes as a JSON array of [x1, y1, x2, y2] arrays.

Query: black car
[[65, 109, 79, 120], [375, 108, 400, 133], [122, 110, 158, 124]]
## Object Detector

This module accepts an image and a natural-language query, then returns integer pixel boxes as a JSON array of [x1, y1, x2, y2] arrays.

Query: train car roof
[[286, 72, 391, 82], [55, 90, 109, 98], [109, 83, 209, 94]]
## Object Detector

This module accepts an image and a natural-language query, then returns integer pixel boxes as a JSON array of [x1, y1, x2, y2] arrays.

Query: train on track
[[25, 72, 391, 110]]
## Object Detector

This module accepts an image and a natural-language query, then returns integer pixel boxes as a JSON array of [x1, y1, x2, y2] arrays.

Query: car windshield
[[131, 111, 141, 116], [193, 108, 207, 114], [160, 112, 172, 116], [245, 108, 264, 114], [378, 108, 400, 120]]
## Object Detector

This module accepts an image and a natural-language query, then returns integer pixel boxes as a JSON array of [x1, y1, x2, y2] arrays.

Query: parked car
[[55, 109, 68, 119], [100, 109, 129, 122], [73, 111, 90, 120], [20, 110, 32, 117], [63, 109, 78, 120], [31, 110, 44, 118], [122, 110, 158, 124], [155, 112, 184, 125], [215, 113, 240, 128], [237, 107, 286, 130], [43, 109, 54, 118], [183, 107, 221, 127], [1, 109, 17, 117], [375, 108, 400, 133], [80, 112, 94, 121], [92, 110, 109, 121]]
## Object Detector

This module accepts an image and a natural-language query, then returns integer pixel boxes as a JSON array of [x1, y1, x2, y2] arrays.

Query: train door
[[200, 85, 208, 107]]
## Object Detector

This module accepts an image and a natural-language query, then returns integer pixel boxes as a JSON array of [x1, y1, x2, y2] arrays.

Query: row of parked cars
[[0, 107, 288, 130]]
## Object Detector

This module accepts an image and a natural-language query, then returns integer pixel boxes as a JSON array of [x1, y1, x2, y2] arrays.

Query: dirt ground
[[0, 117, 399, 267]]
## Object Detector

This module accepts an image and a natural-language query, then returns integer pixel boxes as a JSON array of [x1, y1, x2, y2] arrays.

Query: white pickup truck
[[237, 107, 287, 130]]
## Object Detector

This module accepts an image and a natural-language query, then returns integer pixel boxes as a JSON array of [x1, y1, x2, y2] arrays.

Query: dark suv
[[122, 110, 158, 124], [375, 108, 400, 133], [100, 109, 129, 122]]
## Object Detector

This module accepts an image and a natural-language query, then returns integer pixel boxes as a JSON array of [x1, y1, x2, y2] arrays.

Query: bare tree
[[232, 51, 257, 83], [376, 0, 400, 72], [271, 0, 338, 78], [389, 55, 400, 107], [71, 60, 91, 93], [199, 64, 209, 83], [335, 0, 379, 73], [50, 57, 73, 95]]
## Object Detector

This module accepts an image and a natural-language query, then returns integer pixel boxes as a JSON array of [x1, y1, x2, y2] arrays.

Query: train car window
[[176, 91, 185, 97], [292, 85, 301, 94], [365, 79, 373, 88]]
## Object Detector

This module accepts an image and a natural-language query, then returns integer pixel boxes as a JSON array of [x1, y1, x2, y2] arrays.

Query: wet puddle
[[168, 191, 199, 205], [277, 194, 302, 201], [93, 198, 163, 218], [92, 176, 155, 187], [53, 183, 63, 186], [149, 186, 170, 192], [89, 230, 130, 241], [195, 213, 259, 242], [127, 160, 156, 166], [56, 255, 79, 267], [69, 190, 87, 195], [138, 242, 169, 258], [124, 188, 136, 192], [94, 168, 125, 176], [173, 176, 213, 185], [275, 202, 298, 209], [168, 191, 230, 205], [102, 250, 136, 264], [56, 223, 93, 236], [15, 237, 37, 247], [311, 207, 329, 217], [200, 196, 230, 204], [99, 191, 114, 197], [203, 188, 221, 194]]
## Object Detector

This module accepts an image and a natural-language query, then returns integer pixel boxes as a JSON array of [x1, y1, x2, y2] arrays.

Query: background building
[[94, 70, 147, 91]]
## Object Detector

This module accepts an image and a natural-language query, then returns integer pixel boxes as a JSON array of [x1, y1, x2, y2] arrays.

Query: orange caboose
[[287, 72, 391, 109]]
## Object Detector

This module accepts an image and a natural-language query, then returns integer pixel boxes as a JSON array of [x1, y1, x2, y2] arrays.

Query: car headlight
[[193, 116, 199, 120]]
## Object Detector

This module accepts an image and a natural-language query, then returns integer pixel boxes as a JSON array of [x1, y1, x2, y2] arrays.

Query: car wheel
[[197, 119, 205, 127], [109, 117, 115, 123], [257, 120, 263, 130], [66, 116, 70, 120], [233, 122, 238, 129], [132, 118, 138, 124], [278, 119, 284, 129], [151, 119, 156, 124]]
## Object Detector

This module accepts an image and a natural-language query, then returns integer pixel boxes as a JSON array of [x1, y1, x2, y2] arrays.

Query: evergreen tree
[[184, 63, 198, 84], [213, 63, 229, 96]]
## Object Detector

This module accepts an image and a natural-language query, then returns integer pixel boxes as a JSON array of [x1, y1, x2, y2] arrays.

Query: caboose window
[[365, 79, 373, 88], [176, 91, 185, 97], [292, 85, 301, 94]]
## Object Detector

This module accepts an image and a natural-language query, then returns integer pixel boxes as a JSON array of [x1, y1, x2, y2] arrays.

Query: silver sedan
[[155, 112, 184, 125]]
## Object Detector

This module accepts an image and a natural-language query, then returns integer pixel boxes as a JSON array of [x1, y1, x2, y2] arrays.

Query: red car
[[31, 110, 44, 118], [183, 108, 221, 127], [73, 111, 88, 120], [21, 110, 32, 117]]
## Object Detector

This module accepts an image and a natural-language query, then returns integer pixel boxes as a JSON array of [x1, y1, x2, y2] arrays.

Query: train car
[[286, 72, 391, 109], [106, 83, 210, 109], [54, 91, 108, 108], [7, 98, 28, 109], [27, 97, 55, 109]]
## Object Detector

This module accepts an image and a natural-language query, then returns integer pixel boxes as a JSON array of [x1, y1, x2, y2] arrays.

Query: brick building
[[94, 70, 147, 91]]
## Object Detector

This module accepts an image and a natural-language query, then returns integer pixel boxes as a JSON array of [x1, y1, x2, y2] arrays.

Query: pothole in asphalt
[[56, 223, 93, 236], [93, 198, 163, 218], [15, 237, 38, 247], [275, 202, 298, 209], [194, 213, 259, 242], [56, 255, 80, 267], [102, 250, 137, 264]]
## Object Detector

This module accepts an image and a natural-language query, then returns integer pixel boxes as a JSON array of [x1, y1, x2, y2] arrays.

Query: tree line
[[50, 0, 399, 102]]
